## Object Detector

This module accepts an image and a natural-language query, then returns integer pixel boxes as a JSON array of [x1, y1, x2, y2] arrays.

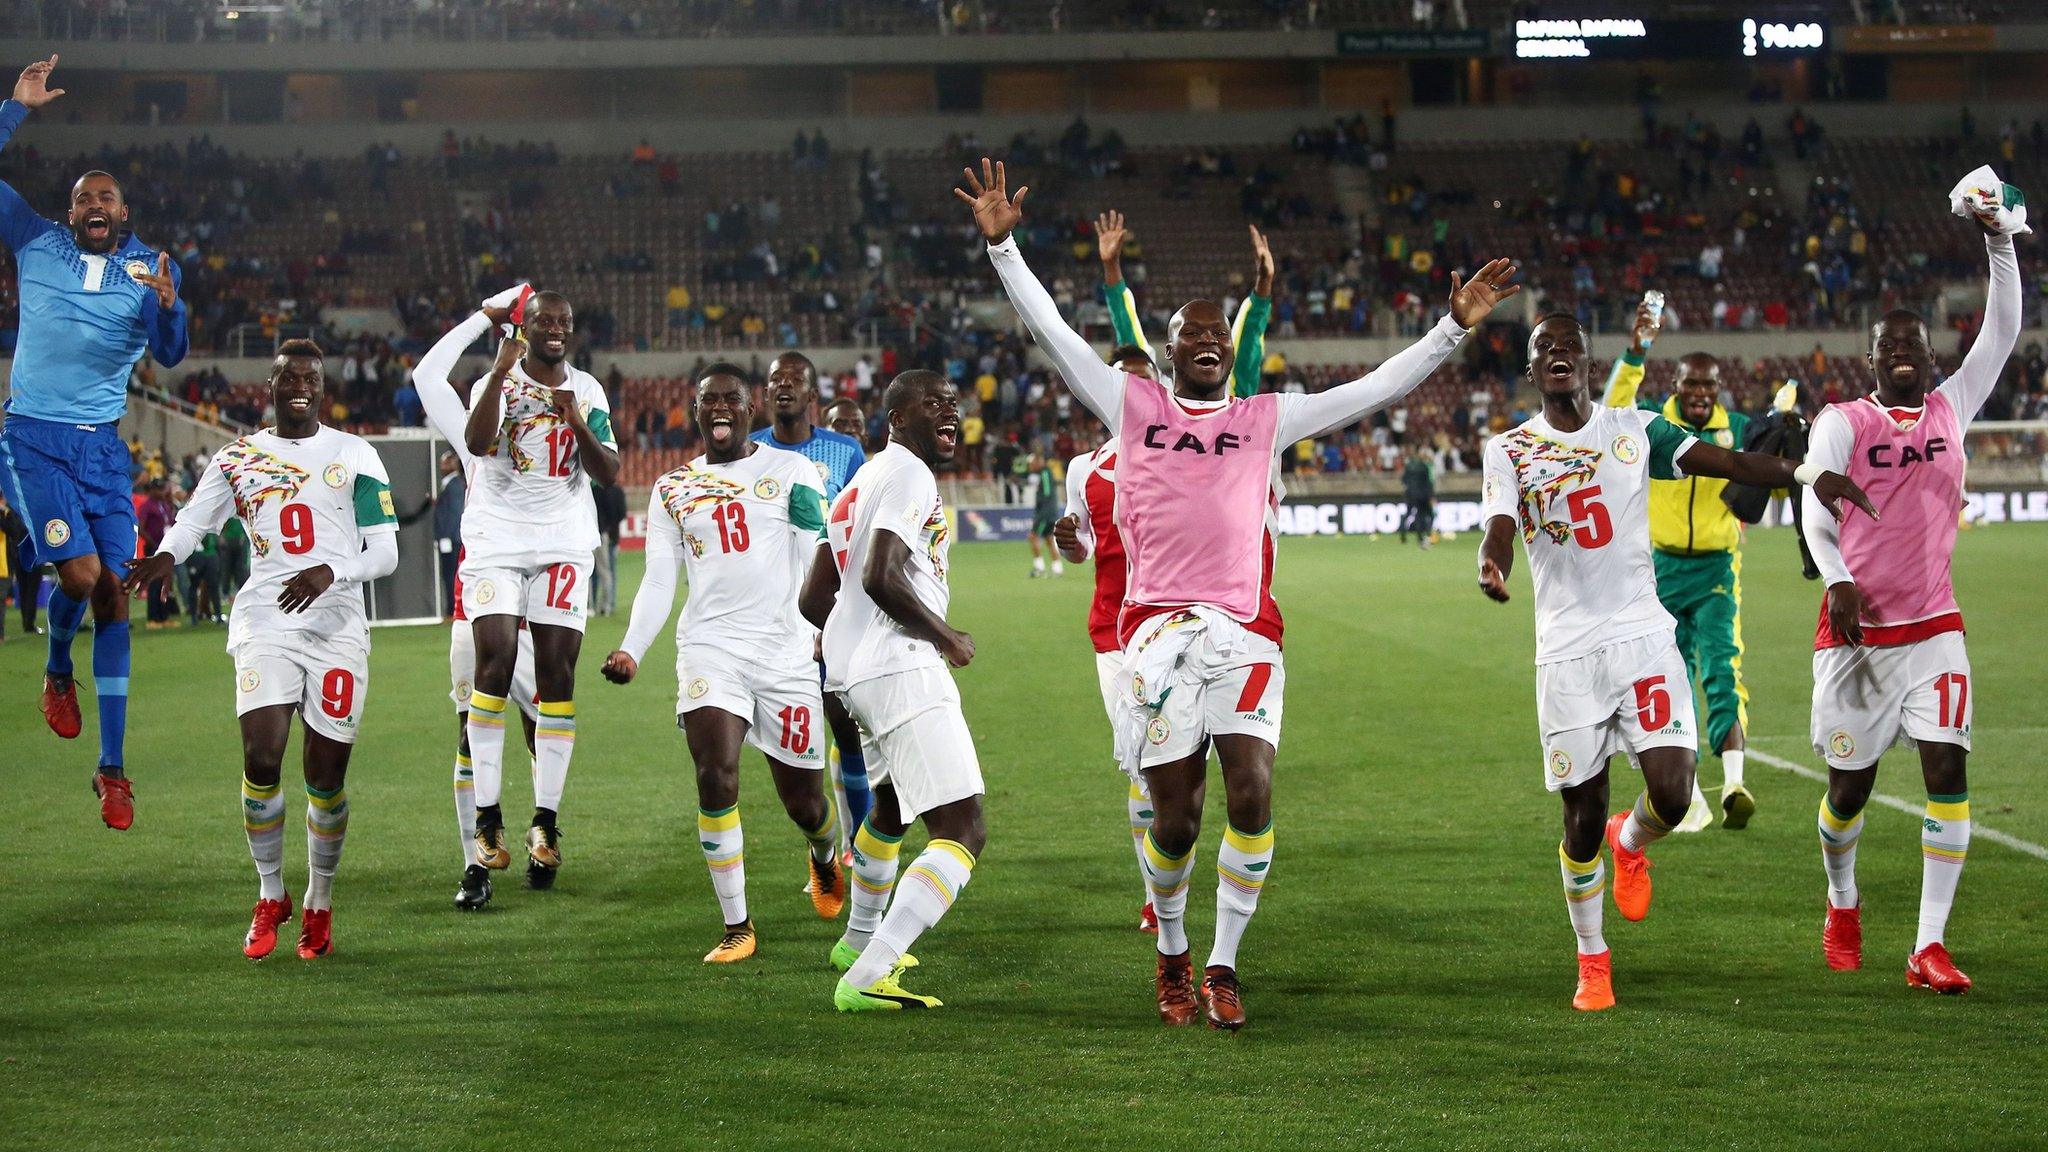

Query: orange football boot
[[1573, 950, 1615, 1011], [1203, 965, 1246, 1030], [808, 853, 846, 920], [1605, 811, 1653, 922]]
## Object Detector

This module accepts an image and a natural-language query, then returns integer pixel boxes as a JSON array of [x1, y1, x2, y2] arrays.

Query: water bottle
[[1643, 289, 1665, 327]]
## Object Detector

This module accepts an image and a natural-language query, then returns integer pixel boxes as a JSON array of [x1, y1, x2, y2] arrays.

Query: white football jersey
[[174, 426, 397, 652], [1481, 405, 1698, 664], [462, 362, 615, 565], [630, 445, 827, 665], [822, 442, 953, 690]]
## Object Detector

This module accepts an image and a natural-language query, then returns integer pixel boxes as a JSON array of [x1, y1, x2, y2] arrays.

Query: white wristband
[[1793, 461, 1826, 486]]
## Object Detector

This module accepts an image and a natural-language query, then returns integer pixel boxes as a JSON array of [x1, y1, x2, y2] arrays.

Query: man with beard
[[0, 55, 188, 830]]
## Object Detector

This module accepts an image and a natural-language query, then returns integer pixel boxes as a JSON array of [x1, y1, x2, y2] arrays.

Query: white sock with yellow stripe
[[533, 700, 575, 812], [303, 784, 349, 912], [841, 820, 903, 951], [697, 805, 746, 925], [847, 839, 975, 987], [1127, 780, 1154, 904], [1918, 793, 1970, 951], [454, 751, 477, 868], [465, 691, 509, 809], [1209, 823, 1273, 970], [1142, 831, 1197, 956], [243, 776, 287, 901], [1818, 795, 1864, 910], [1560, 843, 1607, 954]]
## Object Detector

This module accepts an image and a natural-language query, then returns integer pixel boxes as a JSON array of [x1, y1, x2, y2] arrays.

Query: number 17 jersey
[[1482, 405, 1698, 665]]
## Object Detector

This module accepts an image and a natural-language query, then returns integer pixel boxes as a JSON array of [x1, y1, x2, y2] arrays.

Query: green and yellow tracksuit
[[1103, 279, 1269, 400], [1604, 349, 1750, 754]]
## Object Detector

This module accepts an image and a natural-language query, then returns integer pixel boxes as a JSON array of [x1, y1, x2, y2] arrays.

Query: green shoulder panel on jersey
[[1229, 293, 1271, 400], [1644, 414, 1697, 482], [353, 474, 396, 527], [586, 406, 617, 451], [789, 482, 827, 539]]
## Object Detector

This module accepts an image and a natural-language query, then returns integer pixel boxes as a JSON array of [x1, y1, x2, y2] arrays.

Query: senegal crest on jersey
[[1500, 429, 1603, 546], [216, 441, 310, 556], [657, 467, 747, 523]]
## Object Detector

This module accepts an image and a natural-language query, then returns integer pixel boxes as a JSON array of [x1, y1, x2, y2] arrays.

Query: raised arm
[[1277, 258, 1518, 442], [1230, 226, 1273, 400], [1940, 232, 2021, 425], [1602, 298, 1658, 409], [962, 159, 1125, 428], [1671, 411, 1875, 523], [415, 310, 494, 455], [0, 60, 64, 253]]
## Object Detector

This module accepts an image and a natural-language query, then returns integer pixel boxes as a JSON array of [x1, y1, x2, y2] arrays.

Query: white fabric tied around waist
[[1112, 606, 1244, 781]]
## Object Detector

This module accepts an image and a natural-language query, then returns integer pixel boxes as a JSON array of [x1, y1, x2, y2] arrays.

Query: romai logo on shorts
[[1829, 730, 1856, 759], [475, 579, 497, 605], [1550, 748, 1572, 778], [686, 677, 709, 700], [323, 463, 348, 489], [753, 477, 781, 500], [43, 519, 70, 547], [1146, 716, 1171, 746], [239, 668, 262, 694], [1612, 434, 1640, 464]]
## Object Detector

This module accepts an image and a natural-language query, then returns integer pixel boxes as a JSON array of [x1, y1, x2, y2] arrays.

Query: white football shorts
[[232, 636, 370, 745], [841, 665, 984, 820], [459, 559, 591, 632], [1811, 632, 1972, 772], [1535, 631, 1699, 792], [1122, 611, 1285, 771], [448, 621, 540, 719], [678, 644, 826, 769]]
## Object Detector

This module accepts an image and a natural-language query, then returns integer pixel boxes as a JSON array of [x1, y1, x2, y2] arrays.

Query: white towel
[[1111, 607, 1242, 781], [1949, 166, 2031, 236]]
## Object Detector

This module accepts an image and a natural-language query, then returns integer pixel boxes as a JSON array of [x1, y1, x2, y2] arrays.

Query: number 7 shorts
[[1535, 632, 1697, 792], [677, 644, 826, 769], [232, 636, 370, 745], [460, 560, 591, 631]]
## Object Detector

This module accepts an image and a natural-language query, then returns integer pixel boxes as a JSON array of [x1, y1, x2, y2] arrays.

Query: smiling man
[[124, 341, 398, 961], [967, 157, 1521, 1029], [0, 55, 188, 830]]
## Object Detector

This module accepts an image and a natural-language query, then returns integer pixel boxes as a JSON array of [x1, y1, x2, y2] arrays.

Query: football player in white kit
[[1477, 314, 1872, 1012], [127, 340, 399, 961], [412, 286, 541, 910], [603, 364, 846, 963], [800, 370, 984, 1012], [455, 289, 619, 902]]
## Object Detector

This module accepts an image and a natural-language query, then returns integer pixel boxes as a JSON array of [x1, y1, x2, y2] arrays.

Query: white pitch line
[[1747, 747, 2048, 861]]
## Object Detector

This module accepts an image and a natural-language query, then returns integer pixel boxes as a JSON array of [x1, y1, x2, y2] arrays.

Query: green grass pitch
[[3, 525, 2044, 1149]]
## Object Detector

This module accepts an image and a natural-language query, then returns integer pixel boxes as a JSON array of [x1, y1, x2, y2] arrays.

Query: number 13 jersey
[[177, 426, 397, 652], [1482, 405, 1698, 665], [463, 363, 615, 566]]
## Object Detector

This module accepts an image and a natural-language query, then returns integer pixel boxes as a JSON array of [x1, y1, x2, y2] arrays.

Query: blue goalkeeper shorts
[[0, 413, 137, 574]]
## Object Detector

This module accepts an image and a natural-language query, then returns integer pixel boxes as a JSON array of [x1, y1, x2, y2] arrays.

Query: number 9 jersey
[[462, 364, 615, 568]]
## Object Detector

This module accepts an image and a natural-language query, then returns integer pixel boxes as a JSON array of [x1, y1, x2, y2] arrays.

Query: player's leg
[[1810, 641, 1901, 972], [1558, 762, 1614, 1010], [1819, 763, 1874, 970], [821, 677, 871, 852], [1605, 635, 1700, 920], [447, 624, 488, 909], [1697, 552, 1754, 827], [839, 794, 984, 1010], [1028, 529, 1047, 575], [752, 671, 841, 918], [2, 423, 92, 742], [1903, 635, 1975, 991], [1205, 732, 1276, 1030], [82, 432, 140, 827], [236, 701, 297, 960], [526, 618, 583, 887], [1138, 747, 1207, 1026], [1664, 584, 1711, 833], [835, 775, 908, 969], [464, 608, 521, 872], [684, 703, 757, 961], [296, 724, 354, 960], [1611, 745, 1693, 921]]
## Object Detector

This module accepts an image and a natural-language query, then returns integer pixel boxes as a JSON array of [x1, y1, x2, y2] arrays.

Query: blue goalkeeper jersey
[[0, 99, 188, 426], [749, 424, 864, 502]]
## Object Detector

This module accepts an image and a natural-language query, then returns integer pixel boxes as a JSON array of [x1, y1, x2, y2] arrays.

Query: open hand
[[1478, 557, 1510, 603], [1249, 224, 1275, 294], [954, 158, 1028, 245], [14, 55, 63, 110], [601, 650, 638, 685], [1826, 581, 1865, 646], [278, 564, 336, 614], [123, 551, 174, 598], [1448, 258, 1522, 329], [1812, 470, 1879, 523], [1096, 210, 1128, 264], [132, 252, 178, 310]]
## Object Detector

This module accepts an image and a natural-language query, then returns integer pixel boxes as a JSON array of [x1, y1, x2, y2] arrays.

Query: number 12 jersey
[[463, 363, 615, 567]]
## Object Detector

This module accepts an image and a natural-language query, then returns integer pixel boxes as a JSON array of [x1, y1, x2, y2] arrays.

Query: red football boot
[[42, 674, 81, 739], [92, 771, 134, 831], [1906, 942, 1971, 994], [243, 895, 295, 960], [1155, 951, 1200, 1027], [1203, 965, 1246, 1030], [297, 908, 334, 960], [1823, 904, 1862, 971], [1138, 902, 1159, 934]]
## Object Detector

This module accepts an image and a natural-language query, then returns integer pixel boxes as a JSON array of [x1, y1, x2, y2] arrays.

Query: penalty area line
[[1748, 748, 2048, 862]]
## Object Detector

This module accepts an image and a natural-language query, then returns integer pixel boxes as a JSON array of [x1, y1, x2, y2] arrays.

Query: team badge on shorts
[[124, 260, 150, 280], [753, 477, 781, 500], [239, 668, 262, 694], [686, 677, 709, 700], [1828, 730, 1856, 759], [1146, 716, 1171, 746], [324, 462, 348, 489], [455, 678, 472, 703], [475, 579, 497, 605], [1611, 434, 1640, 464], [1549, 748, 1572, 779], [1130, 671, 1146, 700], [43, 519, 69, 547]]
